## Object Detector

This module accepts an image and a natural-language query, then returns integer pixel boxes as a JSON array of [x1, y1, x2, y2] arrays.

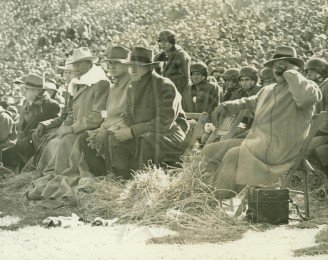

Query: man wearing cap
[[36, 47, 110, 176], [182, 62, 220, 117], [1, 73, 60, 172], [27, 47, 131, 200], [108, 47, 189, 179], [304, 58, 328, 167], [202, 46, 321, 200], [222, 68, 245, 102], [154, 29, 191, 94], [259, 67, 275, 88]]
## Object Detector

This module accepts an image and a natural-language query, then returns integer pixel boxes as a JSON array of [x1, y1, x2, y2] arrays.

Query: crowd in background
[[0, 0, 328, 156]]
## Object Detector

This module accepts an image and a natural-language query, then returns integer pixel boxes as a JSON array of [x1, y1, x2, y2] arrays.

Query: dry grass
[[78, 154, 247, 243], [0, 170, 83, 230], [294, 227, 328, 256]]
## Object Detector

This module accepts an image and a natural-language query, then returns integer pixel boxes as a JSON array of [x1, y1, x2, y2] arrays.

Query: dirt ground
[[0, 215, 327, 260]]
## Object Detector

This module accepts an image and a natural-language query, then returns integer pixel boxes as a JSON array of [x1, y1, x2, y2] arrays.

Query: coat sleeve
[[207, 83, 220, 116], [44, 100, 61, 122], [0, 113, 13, 142], [284, 69, 322, 108], [41, 96, 72, 130], [131, 79, 180, 137], [71, 80, 109, 133], [224, 92, 260, 115], [170, 51, 191, 93]]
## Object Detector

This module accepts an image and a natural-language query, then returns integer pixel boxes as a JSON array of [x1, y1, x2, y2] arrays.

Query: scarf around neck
[[68, 65, 108, 95]]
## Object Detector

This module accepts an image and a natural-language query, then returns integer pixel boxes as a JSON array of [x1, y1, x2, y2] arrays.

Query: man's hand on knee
[[112, 127, 133, 142]]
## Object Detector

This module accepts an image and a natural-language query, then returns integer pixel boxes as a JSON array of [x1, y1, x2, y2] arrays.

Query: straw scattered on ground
[[77, 155, 248, 243]]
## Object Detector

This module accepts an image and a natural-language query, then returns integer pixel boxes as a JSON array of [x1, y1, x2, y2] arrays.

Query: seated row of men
[[0, 44, 326, 202]]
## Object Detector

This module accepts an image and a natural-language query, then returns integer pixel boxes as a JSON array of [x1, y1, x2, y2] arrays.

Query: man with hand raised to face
[[201, 46, 321, 200]]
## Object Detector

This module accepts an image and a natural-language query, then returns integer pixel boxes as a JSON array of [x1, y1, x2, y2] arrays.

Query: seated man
[[1, 73, 60, 172], [32, 57, 75, 169], [0, 106, 15, 154], [259, 67, 275, 88], [238, 66, 262, 132], [182, 62, 220, 117], [27, 46, 132, 200], [36, 47, 109, 176], [304, 58, 328, 170], [222, 68, 246, 102], [109, 47, 190, 179], [182, 62, 220, 144], [201, 46, 321, 200]]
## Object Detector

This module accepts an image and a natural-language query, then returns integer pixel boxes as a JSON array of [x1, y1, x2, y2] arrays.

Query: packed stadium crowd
[[0, 0, 328, 201]]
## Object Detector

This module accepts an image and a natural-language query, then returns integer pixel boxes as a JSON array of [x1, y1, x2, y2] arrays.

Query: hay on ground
[[78, 154, 241, 234]]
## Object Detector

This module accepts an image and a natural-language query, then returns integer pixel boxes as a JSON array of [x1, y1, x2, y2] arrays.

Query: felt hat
[[263, 46, 304, 69], [102, 46, 130, 62], [21, 73, 44, 89], [57, 57, 74, 70], [44, 81, 58, 91], [67, 47, 99, 64], [123, 47, 159, 66]]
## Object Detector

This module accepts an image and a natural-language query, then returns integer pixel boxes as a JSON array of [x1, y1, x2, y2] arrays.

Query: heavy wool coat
[[154, 45, 191, 94], [316, 77, 328, 133], [0, 106, 14, 143], [182, 80, 220, 118], [36, 78, 110, 174], [2, 92, 60, 166], [222, 70, 321, 185], [124, 70, 190, 159], [27, 79, 110, 200]]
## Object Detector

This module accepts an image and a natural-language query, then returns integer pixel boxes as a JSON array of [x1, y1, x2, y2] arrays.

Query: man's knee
[[222, 146, 240, 161]]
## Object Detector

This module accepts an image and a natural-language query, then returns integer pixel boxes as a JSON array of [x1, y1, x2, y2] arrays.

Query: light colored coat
[[223, 70, 321, 185]]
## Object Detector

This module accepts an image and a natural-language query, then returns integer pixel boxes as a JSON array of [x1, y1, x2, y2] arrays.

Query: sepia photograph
[[0, 0, 327, 259]]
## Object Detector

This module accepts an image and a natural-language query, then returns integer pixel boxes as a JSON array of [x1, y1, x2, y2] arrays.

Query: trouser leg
[[76, 132, 106, 176], [212, 146, 245, 200], [201, 138, 243, 173], [110, 139, 136, 179]]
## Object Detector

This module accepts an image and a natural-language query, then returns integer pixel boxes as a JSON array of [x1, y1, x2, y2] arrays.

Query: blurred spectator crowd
[[0, 0, 328, 156]]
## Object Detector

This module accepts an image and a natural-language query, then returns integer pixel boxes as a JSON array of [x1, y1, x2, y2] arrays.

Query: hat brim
[[264, 57, 304, 69], [14, 79, 24, 84], [102, 58, 128, 62], [57, 65, 74, 71], [67, 56, 99, 64], [22, 84, 43, 89], [122, 61, 160, 66]]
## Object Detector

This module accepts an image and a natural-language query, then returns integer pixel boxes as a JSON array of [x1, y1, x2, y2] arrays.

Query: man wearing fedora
[[1, 73, 60, 172], [201, 46, 321, 200], [107, 47, 190, 179], [31, 57, 75, 168], [34, 57, 75, 140], [36, 47, 110, 176], [27, 46, 132, 200], [154, 29, 191, 94]]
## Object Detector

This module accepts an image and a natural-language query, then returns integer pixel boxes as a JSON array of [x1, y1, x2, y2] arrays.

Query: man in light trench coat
[[202, 46, 322, 200]]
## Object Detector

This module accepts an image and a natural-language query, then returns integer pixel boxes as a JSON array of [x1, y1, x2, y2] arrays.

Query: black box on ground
[[247, 188, 289, 224]]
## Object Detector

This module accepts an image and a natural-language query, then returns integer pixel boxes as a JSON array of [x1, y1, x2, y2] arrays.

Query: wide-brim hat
[[67, 47, 99, 64], [44, 82, 58, 91], [102, 46, 130, 62], [123, 47, 159, 66], [21, 73, 44, 89], [57, 57, 74, 70], [263, 46, 304, 69]]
